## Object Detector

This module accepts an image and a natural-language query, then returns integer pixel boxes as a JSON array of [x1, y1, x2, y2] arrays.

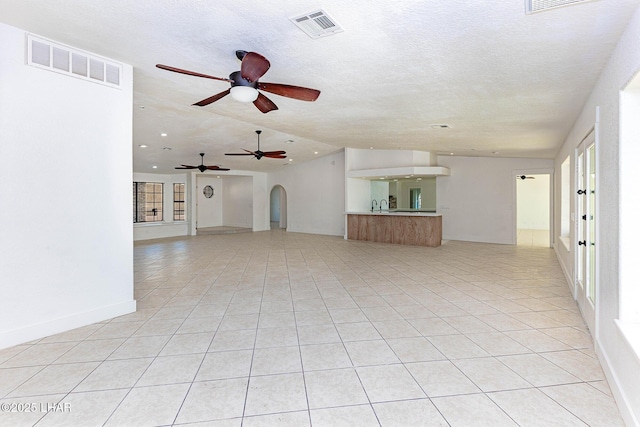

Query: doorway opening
[[270, 185, 287, 230], [515, 173, 551, 247], [409, 188, 422, 209]]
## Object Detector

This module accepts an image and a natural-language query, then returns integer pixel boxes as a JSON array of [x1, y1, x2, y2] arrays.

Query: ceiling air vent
[[290, 10, 343, 39], [27, 34, 122, 88], [525, 0, 597, 14]]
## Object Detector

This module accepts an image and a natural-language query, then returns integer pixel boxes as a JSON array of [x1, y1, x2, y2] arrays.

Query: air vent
[[525, 0, 597, 14], [27, 34, 122, 88], [290, 10, 343, 39]]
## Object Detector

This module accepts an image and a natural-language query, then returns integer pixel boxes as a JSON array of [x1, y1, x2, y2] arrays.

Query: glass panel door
[[587, 143, 596, 305], [576, 131, 596, 333], [576, 151, 585, 295]]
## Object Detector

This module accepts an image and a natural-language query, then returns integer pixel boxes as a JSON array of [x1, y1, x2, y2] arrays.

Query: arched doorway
[[270, 185, 287, 229]]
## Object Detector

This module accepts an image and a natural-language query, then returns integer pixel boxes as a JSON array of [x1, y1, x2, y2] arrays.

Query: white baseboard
[[597, 340, 640, 427], [0, 299, 136, 350], [551, 246, 640, 425], [553, 243, 575, 298]]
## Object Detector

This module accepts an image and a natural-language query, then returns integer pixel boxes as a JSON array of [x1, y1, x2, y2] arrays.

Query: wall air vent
[[525, 0, 597, 14], [27, 34, 122, 88], [290, 10, 343, 39]]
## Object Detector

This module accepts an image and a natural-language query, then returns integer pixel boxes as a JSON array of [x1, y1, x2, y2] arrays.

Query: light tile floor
[[0, 230, 626, 426], [517, 228, 550, 248]]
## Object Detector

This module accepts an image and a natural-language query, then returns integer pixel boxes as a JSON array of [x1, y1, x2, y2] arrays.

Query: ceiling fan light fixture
[[230, 86, 259, 102]]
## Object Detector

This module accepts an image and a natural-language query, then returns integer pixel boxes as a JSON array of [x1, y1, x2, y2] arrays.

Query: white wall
[[553, 7, 640, 424], [620, 80, 640, 324], [0, 23, 135, 349], [370, 181, 389, 209], [223, 176, 254, 228], [346, 177, 371, 212], [437, 156, 553, 244], [395, 178, 437, 210], [269, 151, 345, 236], [196, 175, 224, 228]]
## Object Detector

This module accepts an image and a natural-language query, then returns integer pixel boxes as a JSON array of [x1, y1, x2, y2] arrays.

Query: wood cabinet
[[347, 214, 442, 247]]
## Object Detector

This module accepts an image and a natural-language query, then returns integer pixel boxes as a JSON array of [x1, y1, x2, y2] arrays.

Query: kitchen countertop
[[346, 210, 442, 217]]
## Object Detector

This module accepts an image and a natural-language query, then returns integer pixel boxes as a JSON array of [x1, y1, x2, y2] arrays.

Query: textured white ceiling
[[1, 0, 638, 173]]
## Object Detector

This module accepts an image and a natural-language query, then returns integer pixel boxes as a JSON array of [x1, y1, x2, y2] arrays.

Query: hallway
[[517, 228, 551, 248], [0, 231, 624, 426]]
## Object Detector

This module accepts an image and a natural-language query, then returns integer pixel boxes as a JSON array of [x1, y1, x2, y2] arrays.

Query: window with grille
[[173, 183, 185, 221], [133, 182, 163, 222]]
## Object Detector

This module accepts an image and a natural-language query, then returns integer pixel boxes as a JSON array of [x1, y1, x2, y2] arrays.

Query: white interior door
[[576, 131, 596, 332]]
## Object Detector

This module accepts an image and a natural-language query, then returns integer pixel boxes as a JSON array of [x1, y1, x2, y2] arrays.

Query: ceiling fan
[[156, 50, 321, 113], [225, 130, 286, 160], [175, 153, 230, 172]]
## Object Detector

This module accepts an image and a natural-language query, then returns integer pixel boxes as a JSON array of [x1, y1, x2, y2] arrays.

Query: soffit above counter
[[347, 166, 450, 180]]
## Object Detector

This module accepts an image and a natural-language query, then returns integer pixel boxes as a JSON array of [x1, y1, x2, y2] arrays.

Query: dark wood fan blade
[[240, 52, 270, 82], [253, 92, 278, 113], [263, 154, 287, 159], [156, 64, 233, 82], [205, 166, 230, 171], [175, 165, 197, 169], [225, 153, 254, 156], [193, 89, 231, 107], [258, 82, 320, 101], [262, 150, 286, 155]]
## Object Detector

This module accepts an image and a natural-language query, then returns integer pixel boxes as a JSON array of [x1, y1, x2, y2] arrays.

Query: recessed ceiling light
[[217, 176, 220, 179], [152, 165, 158, 169], [314, 151, 318, 155], [450, 153, 454, 155], [138, 144, 148, 148], [289, 159, 293, 162], [160, 133, 167, 137]]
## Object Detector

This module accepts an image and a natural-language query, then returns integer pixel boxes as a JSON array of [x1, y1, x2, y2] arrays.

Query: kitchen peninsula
[[346, 211, 442, 247]]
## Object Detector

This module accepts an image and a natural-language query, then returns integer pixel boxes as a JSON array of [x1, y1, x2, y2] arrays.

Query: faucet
[[371, 199, 378, 212], [380, 199, 388, 211]]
